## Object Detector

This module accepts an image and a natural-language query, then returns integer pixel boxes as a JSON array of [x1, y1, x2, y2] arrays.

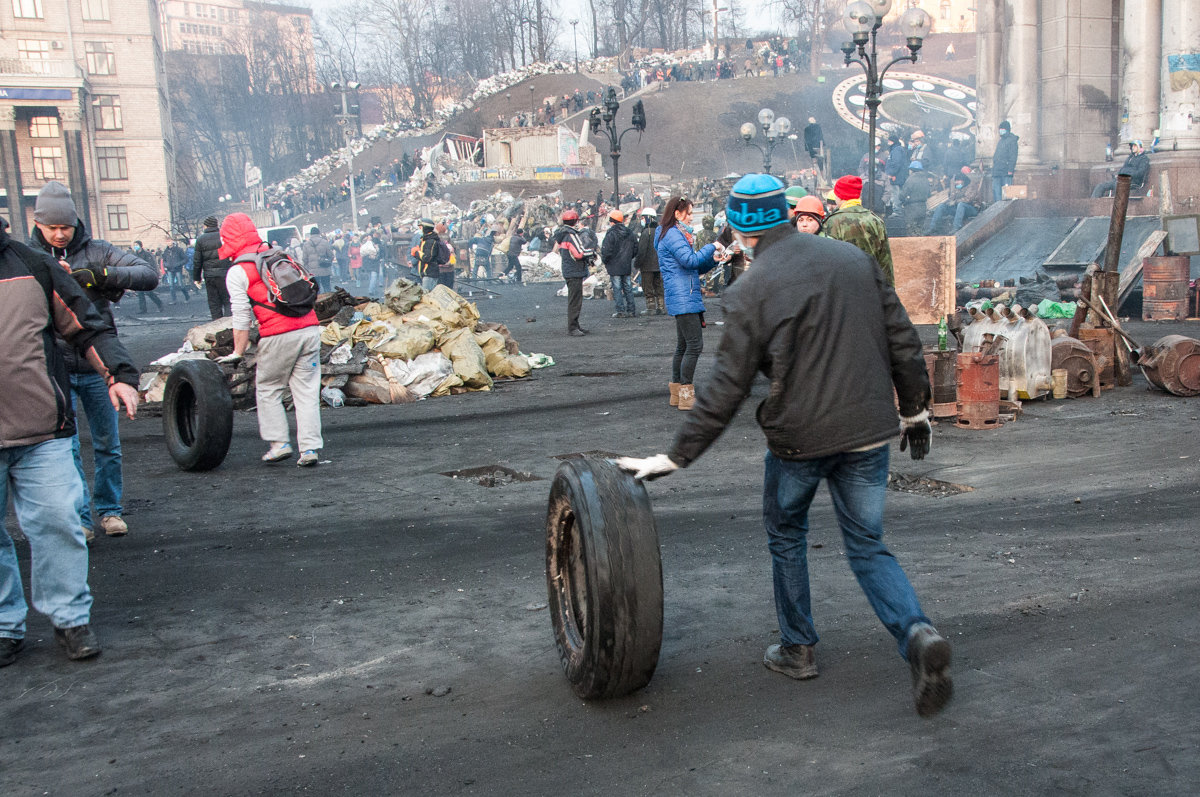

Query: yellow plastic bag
[[370, 322, 436, 360], [438, 327, 493, 390]]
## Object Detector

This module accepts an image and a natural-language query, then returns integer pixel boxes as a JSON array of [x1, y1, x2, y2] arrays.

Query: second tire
[[163, 358, 234, 471]]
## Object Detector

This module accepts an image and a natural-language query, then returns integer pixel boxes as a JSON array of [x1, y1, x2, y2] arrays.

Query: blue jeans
[[762, 446, 930, 659], [992, 175, 1012, 203], [926, 202, 979, 235], [0, 438, 93, 637], [70, 371, 122, 530], [611, 274, 635, 314]]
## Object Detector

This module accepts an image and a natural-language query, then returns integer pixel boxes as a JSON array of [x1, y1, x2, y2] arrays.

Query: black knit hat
[[203, 215, 219, 229]]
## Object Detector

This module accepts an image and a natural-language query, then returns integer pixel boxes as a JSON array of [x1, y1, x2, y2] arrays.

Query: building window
[[32, 146, 63, 180], [106, 204, 129, 232], [82, 0, 109, 20], [29, 116, 60, 138], [17, 39, 50, 61], [91, 95, 123, 130], [97, 146, 128, 180], [85, 42, 116, 75], [940, 0, 950, 19], [12, 0, 43, 19]]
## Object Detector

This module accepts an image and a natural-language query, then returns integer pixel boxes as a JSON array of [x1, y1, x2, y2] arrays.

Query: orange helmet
[[794, 195, 826, 220]]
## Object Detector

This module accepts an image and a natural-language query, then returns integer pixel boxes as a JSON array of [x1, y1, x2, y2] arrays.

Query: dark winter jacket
[[992, 131, 1019, 176], [599, 221, 636, 277], [33, 220, 157, 374], [554, 224, 593, 279], [655, 224, 718, 316], [192, 227, 229, 282], [667, 223, 929, 467], [635, 224, 659, 272], [1118, 151, 1151, 190], [885, 142, 909, 185], [0, 227, 137, 448]]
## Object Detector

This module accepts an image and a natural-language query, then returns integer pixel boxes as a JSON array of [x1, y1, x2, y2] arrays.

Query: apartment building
[[0, 0, 175, 246], [159, 0, 315, 90]]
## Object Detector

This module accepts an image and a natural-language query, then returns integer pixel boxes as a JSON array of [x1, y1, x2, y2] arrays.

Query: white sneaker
[[297, 450, 319, 467], [262, 442, 293, 463]]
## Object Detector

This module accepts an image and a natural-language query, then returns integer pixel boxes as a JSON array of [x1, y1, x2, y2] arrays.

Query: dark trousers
[[672, 312, 704, 383], [504, 257, 522, 283], [437, 270, 455, 289], [204, 272, 232, 319], [565, 277, 584, 330], [137, 289, 163, 313], [642, 271, 664, 310]]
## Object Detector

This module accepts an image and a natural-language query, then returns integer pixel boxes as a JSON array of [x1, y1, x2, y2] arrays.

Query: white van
[[257, 225, 303, 249]]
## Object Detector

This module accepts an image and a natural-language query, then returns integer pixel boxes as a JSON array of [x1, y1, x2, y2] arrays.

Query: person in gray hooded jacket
[[31, 181, 157, 542]]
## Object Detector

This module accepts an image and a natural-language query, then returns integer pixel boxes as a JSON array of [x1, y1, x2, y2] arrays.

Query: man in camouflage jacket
[[823, 175, 895, 286]]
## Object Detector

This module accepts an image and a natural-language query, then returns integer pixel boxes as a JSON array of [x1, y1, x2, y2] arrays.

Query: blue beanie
[[725, 174, 788, 233]]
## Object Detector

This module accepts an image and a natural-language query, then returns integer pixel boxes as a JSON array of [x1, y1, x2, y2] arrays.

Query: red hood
[[218, 213, 264, 260]]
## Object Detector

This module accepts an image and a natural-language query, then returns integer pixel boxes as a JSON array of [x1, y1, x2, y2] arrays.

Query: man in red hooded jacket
[[218, 213, 323, 466]]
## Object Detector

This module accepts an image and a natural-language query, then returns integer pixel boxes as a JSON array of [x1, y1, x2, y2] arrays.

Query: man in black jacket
[[617, 173, 953, 718], [991, 120, 1019, 202], [1092, 140, 1151, 197], [191, 215, 231, 319], [32, 181, 157, 542], [0, 217, 139, 666], [600, 210, 637, 317]]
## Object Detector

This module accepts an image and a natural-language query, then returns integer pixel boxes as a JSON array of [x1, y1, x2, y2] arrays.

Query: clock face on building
[[832, 72, 977, 135]]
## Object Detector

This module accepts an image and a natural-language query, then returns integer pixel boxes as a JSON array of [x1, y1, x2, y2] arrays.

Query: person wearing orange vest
[[217, 213, 323, 466]]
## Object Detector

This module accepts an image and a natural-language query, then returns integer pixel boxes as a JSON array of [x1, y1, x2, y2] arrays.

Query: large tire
[[545, 458, 663, 699], [163, 359, 234, 471]]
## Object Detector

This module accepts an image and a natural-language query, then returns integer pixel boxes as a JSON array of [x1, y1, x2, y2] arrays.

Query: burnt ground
[[2, 284, 1199, 795]]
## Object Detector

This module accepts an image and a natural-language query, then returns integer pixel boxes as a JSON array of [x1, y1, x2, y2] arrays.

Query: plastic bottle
[[937, 316, 948, 351], [321, 387, 345, 408]]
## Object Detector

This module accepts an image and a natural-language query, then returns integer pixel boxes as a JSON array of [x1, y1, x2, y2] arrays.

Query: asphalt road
[[3, 283, 1198, 795]]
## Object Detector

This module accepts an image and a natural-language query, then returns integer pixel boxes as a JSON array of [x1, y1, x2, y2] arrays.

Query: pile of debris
[[140, 280, 547, 410]]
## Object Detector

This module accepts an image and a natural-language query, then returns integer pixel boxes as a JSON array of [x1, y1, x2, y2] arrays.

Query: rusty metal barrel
[[924, 348, 958, 418], [955, 353, 1001, 429], [1143, 256, 1191, 321], [1050, 336, 1099, 398], [1139, 335, 1200, 397]]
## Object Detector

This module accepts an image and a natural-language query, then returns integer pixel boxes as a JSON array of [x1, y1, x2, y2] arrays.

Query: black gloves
[[71, 266, 108, 291], [899, 411, 932, 461]]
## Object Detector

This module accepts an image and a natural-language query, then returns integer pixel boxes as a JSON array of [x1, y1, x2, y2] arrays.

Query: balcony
[[0, 59, 86, 90]]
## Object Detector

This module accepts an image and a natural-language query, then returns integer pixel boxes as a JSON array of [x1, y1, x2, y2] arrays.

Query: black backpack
[[237, 247, 318, 317]]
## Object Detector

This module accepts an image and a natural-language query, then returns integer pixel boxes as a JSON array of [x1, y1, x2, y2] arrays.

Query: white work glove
[[613, 453, 679, 481], [215, 352, 242, 364]]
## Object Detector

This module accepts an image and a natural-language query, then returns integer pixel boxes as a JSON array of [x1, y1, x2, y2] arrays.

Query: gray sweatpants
[[255, 326, 323, 452]]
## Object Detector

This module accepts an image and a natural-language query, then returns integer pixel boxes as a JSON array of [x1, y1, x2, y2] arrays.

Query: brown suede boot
[[669, 382, 681, 407], [677, 384, 695, 410]]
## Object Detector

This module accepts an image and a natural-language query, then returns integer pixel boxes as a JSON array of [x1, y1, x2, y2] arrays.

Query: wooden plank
[[891, 235, 956, 325], [1116, 229, 1168, 307]]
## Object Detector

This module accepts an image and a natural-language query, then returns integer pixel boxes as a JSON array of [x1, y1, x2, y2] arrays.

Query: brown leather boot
[[669, 382, 681, 406], [677, 384, 695, 410]]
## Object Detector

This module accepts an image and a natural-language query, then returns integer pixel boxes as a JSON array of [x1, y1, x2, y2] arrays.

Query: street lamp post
[[529, 85, 536, 119], [840, 0, 931, 211], [570, 19, 579, 72], [739, 107, 792, 176], [331, 81, 362, 231], [588, 86, 646, 201]]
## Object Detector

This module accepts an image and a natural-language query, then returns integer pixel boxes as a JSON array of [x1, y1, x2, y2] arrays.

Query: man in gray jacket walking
[[617, 173, 952, 718], [32, 182, 157, 543]]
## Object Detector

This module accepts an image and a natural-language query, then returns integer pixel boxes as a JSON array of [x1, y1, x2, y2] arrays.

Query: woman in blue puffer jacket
[[654, 195, 722, 411]]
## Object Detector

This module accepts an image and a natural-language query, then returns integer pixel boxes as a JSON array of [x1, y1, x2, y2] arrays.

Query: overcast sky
[[302, 0, 786, 58]]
